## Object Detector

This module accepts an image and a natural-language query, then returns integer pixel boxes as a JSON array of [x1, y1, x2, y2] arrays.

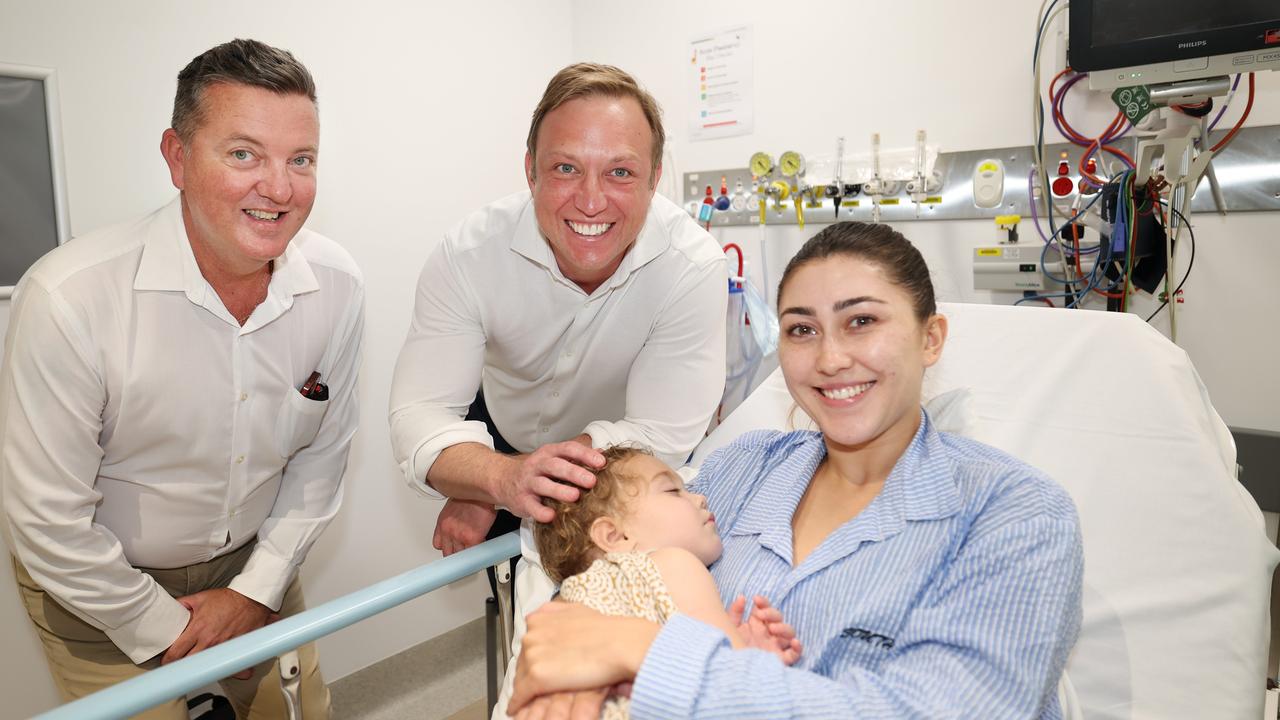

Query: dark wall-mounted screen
[[0, 74, 61, 289], [1070, 0, 1280, 71]]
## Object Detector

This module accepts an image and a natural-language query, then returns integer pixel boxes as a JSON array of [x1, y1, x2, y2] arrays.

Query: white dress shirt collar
[[508, 195, 671, 296], [132, 196, 321, 330]]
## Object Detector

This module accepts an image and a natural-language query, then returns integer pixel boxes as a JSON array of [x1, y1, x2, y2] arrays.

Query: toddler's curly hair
[[533, 445, 652, 584]]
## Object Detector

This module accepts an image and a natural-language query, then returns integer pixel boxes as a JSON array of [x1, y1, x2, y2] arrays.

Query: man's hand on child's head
[[731, 595, 803, 666], [500, 440, 604, 523]]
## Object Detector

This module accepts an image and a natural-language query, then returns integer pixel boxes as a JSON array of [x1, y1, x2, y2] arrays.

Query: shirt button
[[240, 393, 248, 401], [235, 455, 245, 464], [541, 427, 550, 433], [552, 391, 560, 398]]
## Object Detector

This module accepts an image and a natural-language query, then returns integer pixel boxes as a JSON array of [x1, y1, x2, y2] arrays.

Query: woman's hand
[[512, 688, 609, 720], [730, 595, 803, 665], [509, 602, 660, 714]]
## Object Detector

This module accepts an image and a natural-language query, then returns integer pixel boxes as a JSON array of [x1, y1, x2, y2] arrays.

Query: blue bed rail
[[34, 532, 521, 720]]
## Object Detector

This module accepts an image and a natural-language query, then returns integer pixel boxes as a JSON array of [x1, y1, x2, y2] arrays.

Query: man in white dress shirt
[[389, 64, 727, 559], [389, 67, 726, 719], [0, 39, 359, 718]]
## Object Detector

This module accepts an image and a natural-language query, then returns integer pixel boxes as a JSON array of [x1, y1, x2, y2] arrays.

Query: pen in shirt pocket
[[299, 371, 329, 401]]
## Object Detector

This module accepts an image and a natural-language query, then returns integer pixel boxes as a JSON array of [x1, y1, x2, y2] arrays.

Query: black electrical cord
[[1145, 205, 1196, 323]]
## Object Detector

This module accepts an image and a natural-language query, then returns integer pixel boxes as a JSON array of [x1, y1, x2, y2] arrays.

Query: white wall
[[0, 2, 572, 716], [2, 1, 1278, 717], [572, 0, 1280, 433]]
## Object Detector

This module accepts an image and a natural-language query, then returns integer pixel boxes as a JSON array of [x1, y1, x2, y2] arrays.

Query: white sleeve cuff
[[227, 546, 297, 613], [583, 421, 636, 454], [583, 420, 688, 467], [103, 590, 192, 664], [403, 421, 497, 499]]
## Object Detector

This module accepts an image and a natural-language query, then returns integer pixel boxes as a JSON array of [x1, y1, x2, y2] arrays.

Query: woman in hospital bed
[[509, 221, 1085, 719]]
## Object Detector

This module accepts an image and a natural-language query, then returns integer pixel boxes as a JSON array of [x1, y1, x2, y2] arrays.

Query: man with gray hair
[[1, 39, 359, 718]]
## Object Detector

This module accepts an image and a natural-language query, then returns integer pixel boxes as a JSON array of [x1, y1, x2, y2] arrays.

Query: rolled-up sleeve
[[1, 280, 190, 663], [630, 513, 1083, 719], [229, 282, 366, 611], [388, 239, 493, 498], [583, 255, 727, 466]]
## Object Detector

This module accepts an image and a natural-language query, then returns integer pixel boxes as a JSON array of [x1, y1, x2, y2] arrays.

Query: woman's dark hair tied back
[[776, 221, 936, 322]]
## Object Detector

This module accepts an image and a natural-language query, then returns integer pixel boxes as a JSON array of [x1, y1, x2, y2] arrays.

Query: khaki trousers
[[13, 542, 330, 719]]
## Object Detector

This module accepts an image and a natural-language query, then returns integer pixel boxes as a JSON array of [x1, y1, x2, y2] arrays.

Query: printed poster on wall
[[689, 25, 754, 141]]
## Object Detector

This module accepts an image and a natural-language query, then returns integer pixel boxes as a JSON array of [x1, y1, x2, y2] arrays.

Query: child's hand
[[729, 595, 803, 665]]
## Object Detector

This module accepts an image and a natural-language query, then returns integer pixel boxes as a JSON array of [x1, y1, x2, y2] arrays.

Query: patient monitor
[[1069, 0, 1280, 91]]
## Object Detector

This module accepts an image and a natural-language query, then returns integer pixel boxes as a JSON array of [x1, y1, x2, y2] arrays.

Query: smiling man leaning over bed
[[389, 62, 727, 554], [387, 62, 728, 714]]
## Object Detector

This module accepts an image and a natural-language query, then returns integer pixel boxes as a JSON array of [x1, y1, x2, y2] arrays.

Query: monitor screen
[[1070, 0, 1280, 89], [1089, 3, 1276, 51], [0, 68, 68, 295]]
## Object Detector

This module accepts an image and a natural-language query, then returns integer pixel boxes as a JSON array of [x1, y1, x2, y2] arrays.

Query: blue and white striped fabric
[[630, 410, 1083, 719]]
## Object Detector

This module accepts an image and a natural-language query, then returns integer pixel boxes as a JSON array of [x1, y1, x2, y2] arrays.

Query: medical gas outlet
[[825, 136, 861, 218], [906, 130, 942, 215], [779, 150, 808, 228], [682, 127, 1280, 225]]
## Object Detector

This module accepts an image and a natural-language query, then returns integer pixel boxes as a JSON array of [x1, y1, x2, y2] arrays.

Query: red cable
[[1210, 72, 1254, 153], [1076, 113, 1135, 180], [1051, 73, 1135, 169], [1048, 68, 1074, 114], [1054, 103, 1135, 168]]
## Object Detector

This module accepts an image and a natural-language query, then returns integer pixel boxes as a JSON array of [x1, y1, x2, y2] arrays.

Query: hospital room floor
[[329, 618, 487, 719]]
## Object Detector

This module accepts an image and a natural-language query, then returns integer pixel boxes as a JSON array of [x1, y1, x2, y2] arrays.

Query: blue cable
[[1028, 229, 1114, 309], [1063, 172, 1134, 307], [1037, 192, 1106, 278], [1020, 176, 1121, 307], [1066, 230, 1116, 308]]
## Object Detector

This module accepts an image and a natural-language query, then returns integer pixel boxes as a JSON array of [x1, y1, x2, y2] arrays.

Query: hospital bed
[[34, 302, 1278, 719], [496, 301, 1280, 719]]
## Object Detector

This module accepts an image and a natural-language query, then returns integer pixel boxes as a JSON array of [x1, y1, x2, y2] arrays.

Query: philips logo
[[1178, 40, 1208, 49]]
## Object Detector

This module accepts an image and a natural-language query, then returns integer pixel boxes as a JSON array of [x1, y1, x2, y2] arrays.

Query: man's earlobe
[[160, 129, 186, 190]]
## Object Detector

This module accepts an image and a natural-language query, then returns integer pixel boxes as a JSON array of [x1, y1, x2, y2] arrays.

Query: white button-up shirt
[[0, 198, 364, 663], [389, 191, 727, 496]]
